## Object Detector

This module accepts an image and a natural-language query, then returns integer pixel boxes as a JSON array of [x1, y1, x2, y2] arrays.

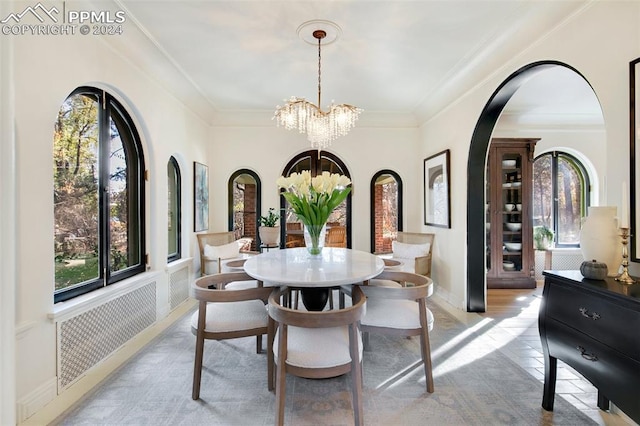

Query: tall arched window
[[53, 87, 145, 303], [228, 169, 261, 251], [370, 170, 403, 253], [533, 151, 590, 247], [280, 151, 352, 248], [168, 156, 181, 262]]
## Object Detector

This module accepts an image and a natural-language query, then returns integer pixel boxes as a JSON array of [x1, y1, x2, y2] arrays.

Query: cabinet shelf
[[486, 137, 539, 289]]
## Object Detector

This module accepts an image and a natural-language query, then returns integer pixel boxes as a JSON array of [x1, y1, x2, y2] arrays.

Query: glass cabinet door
[[501, 151, 523, 272]]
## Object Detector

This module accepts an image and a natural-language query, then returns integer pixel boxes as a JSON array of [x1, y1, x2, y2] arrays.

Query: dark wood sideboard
[[539, 270, 640, 423]]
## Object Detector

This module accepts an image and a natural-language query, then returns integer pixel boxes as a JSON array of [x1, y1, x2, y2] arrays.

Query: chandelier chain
[[317, 35, 322, 109]]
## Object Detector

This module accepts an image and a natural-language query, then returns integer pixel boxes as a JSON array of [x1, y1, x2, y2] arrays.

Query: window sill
[[49, 270, 162, 323]]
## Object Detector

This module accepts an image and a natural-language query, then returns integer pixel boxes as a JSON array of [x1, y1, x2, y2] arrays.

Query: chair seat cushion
[[273, 325, 363, 369], [191, 300, 268, 333], [368, 279, 403, 288], [361, 299, 434, 331]]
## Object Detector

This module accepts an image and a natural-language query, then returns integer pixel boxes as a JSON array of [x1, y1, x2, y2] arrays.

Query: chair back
[[325, 226, 347, 247], [192, 271, 271, 303], [393, 232, 435, 277], [196, 232, 254, 275], [358, 270, 431, 300], [268, 285, 365, 329]]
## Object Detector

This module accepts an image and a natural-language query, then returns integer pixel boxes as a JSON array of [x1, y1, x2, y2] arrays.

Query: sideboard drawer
[[546, 283, 640, 360], [546, 318, 640, 422]]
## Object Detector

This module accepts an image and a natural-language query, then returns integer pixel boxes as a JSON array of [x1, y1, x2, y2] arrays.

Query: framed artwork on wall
[[424, 149, 451, 228], [194, 161, 209, 232], [631, 58, 640, 261]]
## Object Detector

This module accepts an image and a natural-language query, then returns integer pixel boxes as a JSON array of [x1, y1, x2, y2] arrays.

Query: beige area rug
[[52, 298, 595, 425]]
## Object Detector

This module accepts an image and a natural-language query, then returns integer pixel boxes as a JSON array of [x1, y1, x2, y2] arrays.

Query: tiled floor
[[472, 282, 634, 426]]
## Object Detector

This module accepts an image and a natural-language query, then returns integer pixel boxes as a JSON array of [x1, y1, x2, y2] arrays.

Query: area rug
[[52, 298, 595, 425]]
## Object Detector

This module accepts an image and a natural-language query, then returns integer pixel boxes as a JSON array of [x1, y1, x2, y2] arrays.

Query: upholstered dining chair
[[191, 272, 274, 400], [196, 231, 256, 276], [267, 285, 367, 426], [356, 270, 435, 393]]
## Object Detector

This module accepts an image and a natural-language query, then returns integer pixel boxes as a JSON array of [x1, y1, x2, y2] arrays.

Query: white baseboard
[[16, 377, 57, 424]]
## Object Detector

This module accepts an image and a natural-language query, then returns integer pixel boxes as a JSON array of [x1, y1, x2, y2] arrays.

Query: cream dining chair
[[190, 272, 274, 400], [356, 270, 435, 393], [267, 285, 367, 426]]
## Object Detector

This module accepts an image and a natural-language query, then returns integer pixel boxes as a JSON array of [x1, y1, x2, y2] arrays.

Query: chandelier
[[274, 26, 362, 151]]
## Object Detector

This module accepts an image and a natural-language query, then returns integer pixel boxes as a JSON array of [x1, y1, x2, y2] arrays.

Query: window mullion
[[99, 92, 111, 286]]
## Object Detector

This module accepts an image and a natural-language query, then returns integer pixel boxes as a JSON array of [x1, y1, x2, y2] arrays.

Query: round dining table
[[245, 247, 384, 311], [243, 247, 384, 287]]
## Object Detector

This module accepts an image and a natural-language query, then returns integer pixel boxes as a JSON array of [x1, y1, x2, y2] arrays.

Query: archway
[[280, 150, 352, 248], [466, 61, 596, 311]]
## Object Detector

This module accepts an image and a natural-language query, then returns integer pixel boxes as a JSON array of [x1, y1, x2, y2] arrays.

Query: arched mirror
[[228, 169, 261, 251], [370, 170, 403, 253]]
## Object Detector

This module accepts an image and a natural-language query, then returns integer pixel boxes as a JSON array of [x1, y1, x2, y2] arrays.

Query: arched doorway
[[467, 61, 598, 311], [280, 150, 352, 248], [228, 169, 261, 251], [370, 170, 403, 253]]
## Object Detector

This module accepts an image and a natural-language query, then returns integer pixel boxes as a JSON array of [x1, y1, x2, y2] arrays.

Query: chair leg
[[267, 320, 275, 392], [256, 335, 263, 354], [275, 326, 288, 426], [419, 301, 434, 393], [350, 324, 364, 426], [420, 328, 434, 393], [363, 331, 370, 351], [192, 333, 205, 400]]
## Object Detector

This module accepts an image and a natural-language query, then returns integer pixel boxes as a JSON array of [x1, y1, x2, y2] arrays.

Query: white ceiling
[[119, 0, 602, 125]]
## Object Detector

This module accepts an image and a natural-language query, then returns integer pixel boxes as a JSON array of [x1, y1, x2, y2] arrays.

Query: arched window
[[370, 170, 403, 253], [533, 151, 590, 247], [53, 87, 145, 303], [228, 169, 261, 251], [280, 151, 352, 248], [168, 156, 181, 262]]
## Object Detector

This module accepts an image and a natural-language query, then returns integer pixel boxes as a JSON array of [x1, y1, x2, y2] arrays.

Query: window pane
[[533, 155, 552, 229], [556, 156, 583, 245], [53, 94, 100, 290], [168, 158, 179, 258]]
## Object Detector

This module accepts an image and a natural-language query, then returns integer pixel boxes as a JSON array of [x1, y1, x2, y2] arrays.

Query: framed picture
[[193, 161, 209, 232], [630, 58, 640, 261], [424, 149, 451, 228]]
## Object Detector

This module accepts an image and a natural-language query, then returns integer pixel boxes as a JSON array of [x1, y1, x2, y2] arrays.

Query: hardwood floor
[[477, 282, 634, 426]]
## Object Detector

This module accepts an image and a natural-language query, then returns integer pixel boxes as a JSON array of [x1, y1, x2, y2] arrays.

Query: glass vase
[[303, 223, 327, 255]]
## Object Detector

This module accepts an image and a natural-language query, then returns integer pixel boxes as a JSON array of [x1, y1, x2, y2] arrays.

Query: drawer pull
[[576, 346, 598, 362], [579, 307, 601, 320]]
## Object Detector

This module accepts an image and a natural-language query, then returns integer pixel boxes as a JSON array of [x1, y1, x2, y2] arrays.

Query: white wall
[[6, 18, 210, 416], [209, 124, 421, 251], [419, 1, 640, 308]]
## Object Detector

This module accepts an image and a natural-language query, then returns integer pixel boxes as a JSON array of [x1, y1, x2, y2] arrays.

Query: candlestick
[[621, 181, 629, 228], [615, 227, 635, 284]]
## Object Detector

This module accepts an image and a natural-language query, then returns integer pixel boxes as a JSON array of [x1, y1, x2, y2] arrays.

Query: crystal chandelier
[[274, 28, 362, 151]]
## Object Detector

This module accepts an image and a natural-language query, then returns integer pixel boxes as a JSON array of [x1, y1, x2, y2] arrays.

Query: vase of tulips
[[277, 170, 352, 255]]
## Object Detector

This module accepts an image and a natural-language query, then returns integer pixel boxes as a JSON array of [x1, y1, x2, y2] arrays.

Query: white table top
[[244, 247, 385, 287]]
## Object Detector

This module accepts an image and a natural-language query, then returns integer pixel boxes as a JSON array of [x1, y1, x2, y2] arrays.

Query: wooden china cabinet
[[486, 138, 539, 288]]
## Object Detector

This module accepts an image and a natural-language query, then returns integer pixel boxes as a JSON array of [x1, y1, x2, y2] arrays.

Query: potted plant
[[258, 208, 280, 246], [533, 225, 554, 250]]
